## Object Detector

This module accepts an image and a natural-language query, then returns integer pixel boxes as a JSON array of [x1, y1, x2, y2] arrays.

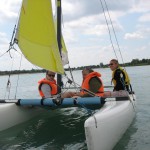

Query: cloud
[[62, 0, 135, 22], [63, 11, 123, 48], [124, 32, 144, 40], [0, 0, 150, 70], [0, 32, 8, 43], [0, 0, 21, 23], [124, 26, 150, 40], [0, 32, 9, 53], [138, 13, 150, 22], [131, 0, 150, 13]]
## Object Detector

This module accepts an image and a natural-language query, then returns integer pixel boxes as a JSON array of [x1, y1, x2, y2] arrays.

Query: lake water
[[0, 65, 150, 150]]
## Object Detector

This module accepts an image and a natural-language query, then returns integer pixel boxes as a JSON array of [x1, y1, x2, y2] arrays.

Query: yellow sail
[[16, 0, 64, 74], [61, 37, 69, 65]]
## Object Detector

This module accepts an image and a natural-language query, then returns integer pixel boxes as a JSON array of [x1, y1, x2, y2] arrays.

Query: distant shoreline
[[0, 63, 149, 76]]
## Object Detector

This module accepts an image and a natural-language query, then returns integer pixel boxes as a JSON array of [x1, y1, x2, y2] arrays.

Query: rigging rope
[[14, 54, 23, 99], [102, 0, 125, 66], [99, 0, 136, 93], [0, 25, 18, 59], [99, 0, 118, 60], [1, 24, 41, 99], [62, 73, 98, 98], [64, 65, 78, 92], [99, 0, 126, 68], [4, 50, 15, 99]]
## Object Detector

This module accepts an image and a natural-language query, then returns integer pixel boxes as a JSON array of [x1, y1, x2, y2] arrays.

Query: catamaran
[[0, 0, 136, 150]]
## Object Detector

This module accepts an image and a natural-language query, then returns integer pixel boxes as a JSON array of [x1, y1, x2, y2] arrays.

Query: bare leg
[[61, 91, 76, 98]]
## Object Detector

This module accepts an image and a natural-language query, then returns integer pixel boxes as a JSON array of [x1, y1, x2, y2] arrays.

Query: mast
[[57, 0, 62, 94]]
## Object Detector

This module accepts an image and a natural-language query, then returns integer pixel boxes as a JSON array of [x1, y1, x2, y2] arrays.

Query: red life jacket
[[38, 78, 57, 97], [80, 72, 104, 97]]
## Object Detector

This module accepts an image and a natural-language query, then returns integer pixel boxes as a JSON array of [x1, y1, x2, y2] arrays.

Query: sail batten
[[16, 0, 64, 74]]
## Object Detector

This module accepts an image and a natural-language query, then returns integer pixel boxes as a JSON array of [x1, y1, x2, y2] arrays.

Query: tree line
[[0, 58, 150, 75], [68, 58, 150, 71]]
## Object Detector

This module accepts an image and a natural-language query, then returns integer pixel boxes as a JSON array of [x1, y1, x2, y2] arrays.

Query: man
[[109, 59, 130, 91], [38, 70, 57, 98], [74, 68, 104, 97]]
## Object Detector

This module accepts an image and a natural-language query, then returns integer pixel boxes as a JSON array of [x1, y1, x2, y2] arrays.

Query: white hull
[[0, 103, 44, 132], [84, 94, 136, 150]]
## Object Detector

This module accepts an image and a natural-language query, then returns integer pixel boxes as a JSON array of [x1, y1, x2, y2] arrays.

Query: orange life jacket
[[80, 72, 104, 97], [38, 78, 57, 97]]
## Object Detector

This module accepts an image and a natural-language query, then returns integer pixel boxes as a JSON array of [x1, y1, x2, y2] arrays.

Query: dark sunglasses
[[47, 74, 55, 77], [108, 63, 114, 66]]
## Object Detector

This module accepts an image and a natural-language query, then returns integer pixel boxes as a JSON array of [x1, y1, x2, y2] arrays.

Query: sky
[[0, 0, 150, 71]]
